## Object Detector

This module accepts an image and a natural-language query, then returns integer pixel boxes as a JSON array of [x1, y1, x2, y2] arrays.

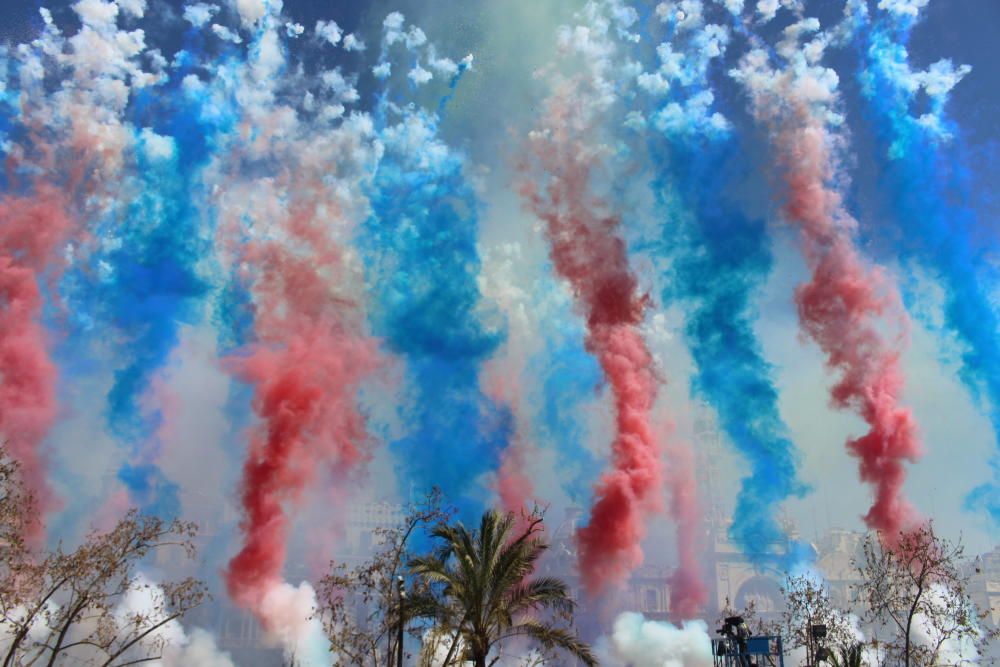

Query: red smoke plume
[[522, 83, 703, 613], [665, 439, 706, 620], [777, 116, 922, 540], [0, 185, 73, 544], [224, 198, 379, 621]]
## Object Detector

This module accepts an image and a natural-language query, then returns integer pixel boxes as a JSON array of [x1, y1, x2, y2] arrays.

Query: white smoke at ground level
[[598, 612, 714, 667]]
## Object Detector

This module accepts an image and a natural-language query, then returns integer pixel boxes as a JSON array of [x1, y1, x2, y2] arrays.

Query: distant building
[[969, 544, 1000, 627]]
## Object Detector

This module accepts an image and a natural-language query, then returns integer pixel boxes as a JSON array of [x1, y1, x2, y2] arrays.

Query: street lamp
[[396, 575, 406, 667], [808, 624, 828, 665]]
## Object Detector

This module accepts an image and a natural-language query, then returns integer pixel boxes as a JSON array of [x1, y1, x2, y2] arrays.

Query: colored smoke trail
[[0, 187, 73, 541], [521, 1, 706, 613], [852, 3, 1000, 524], [663, 437, 707, 621], [207, 14, 381, 653], [657, 141, 805, 563], [635, 1, 806, 564], [100, 118, 208, 519], [535, 313, 604, 506], [363, 107, 511, 522], [522, 76, 683, 600], [1, 0, 144, 538], [731, 21, 922, 540]]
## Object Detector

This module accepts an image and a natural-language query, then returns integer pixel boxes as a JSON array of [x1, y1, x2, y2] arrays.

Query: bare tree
[[776, 574, 858, 661], [715, 597, 768, 636], [0, 446, 210, 666], [854, 524, 994, 667], [316, 489, 453, 667]]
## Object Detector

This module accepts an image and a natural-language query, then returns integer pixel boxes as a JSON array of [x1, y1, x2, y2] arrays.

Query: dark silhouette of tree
[[854, 523, 994, 667], [0, 445, 210, 666], [317, 489, 452, 667]]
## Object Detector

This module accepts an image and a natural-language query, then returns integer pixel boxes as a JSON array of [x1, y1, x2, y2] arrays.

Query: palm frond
[[505, 619, 597, 667], [504, 577, 575, 616]]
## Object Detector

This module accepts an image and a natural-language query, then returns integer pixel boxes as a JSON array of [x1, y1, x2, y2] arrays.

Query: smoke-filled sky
[[1, 0, 998, 660]]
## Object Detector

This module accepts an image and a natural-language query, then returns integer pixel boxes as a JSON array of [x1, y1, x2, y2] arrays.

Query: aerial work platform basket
[[712, 615, 784, 667]]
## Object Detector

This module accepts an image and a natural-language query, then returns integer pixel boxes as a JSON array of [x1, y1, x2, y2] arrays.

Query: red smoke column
[[739, 56, 923, 540], [0, 185, 73, 544], [522, 82, 704, 614], [783, 119, 920, 539], [664, 439, 706, 620], [224, 195, 379, 622]]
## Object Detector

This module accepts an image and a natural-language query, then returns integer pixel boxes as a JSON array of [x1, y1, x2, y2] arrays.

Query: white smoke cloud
[[114, 575, 235, 667], [257, 581, 329, 667], [183, 3, 218, 27], [342, 33, 365, 52], [139, 127, 175, 161], [235, 0, 267, 27], [212, 23, 243, 44], [74, 0, 119, 28], [756, 0, 779, 22], [908, 583, 983, 665], [118, 0, 146, 18], [0, 575, 234, 666], [604, 612, 714, 667], [878, 0, 930, 17], [315, 19, 342, 46], [408, 63, 433, 85], [916, 59, 971, 98]]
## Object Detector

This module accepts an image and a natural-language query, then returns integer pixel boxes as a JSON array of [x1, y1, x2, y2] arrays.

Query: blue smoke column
[[651, 136, 806, 564], [532, 298, 603, 507], [87, 85, 212, 518], [629, 7, 806, 564], [854, 7, 1000, 524], [362, 107, 512, 520]]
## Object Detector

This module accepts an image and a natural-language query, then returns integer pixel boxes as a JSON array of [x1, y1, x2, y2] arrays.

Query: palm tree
[[828, 643, 865, 667], [408, 510, 596, 667]]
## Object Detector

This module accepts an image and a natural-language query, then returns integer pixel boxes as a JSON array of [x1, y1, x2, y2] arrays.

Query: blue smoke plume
[[361, 108, 511, 521], [649, 134, 806, 564], [855, 11, 1000, 524], [88, 85, 213, 518], [531, 299, 603, 508]]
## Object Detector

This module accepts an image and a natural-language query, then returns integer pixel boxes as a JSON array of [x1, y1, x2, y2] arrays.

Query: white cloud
[[73, 0, 119, 27], [321, 68, 359, 103], [917, 59, 971, 98], [404, 26, 427, 49], [235, 0, 266, 27], [314, 19, 341, 46], [408, 64, 432, 85], [211, 24, 242, 43], [637, 71, 670, 95], [182, 3, 218, 28], [117, 0, 146, 18], [878, 0, 930, 17], [722, 0, 745, 14], [139, 127, 175, 160], [342, 33, 365, 51], [756, 0, 779, 22]]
